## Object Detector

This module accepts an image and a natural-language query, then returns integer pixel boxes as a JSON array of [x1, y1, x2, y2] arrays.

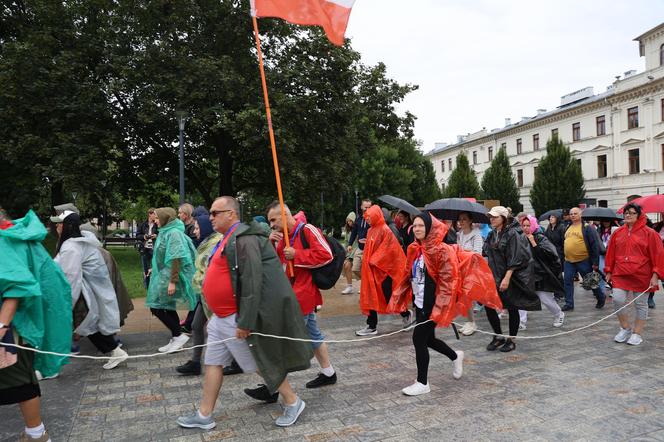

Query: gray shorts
[[204, 313, 257, 372], [613, 288, 649, 320]]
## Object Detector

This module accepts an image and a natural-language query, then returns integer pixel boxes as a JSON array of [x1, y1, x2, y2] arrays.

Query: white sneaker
[[158, 338, 174, 353], [402, 310, 413, 327], [453, 350, 464, 379], [355, 325, 377, 336], [341, 286, 354, 295], [461, 322, 477, 336], [553, 312, 565, 328], [614, 328, 632, 343], [498, 310, 507, 319], [103, 347, 129, 370], [402, 381, 430, 396], [519, 322, 527, 331], [167, 334, 190, 353], [626, 333, 643, 346], [35, 370, 59, 381]]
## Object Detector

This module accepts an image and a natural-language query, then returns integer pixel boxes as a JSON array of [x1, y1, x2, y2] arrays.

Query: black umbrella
[[378, 195, 421, 216], [538, 209, 562, 222], [581, 207, 623, 222], [424, 198, 490, 224]]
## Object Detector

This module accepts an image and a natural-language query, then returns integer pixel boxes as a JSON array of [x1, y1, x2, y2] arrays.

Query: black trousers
[[485, 307, 519, 338], [87, 332, 118, 354], [150, 308, 181, 337], [413, 308, 457, 384], [366, 277, 409, 329]]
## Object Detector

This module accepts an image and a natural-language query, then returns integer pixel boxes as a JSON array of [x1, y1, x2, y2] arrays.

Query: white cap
[[50, 210, 76, 223], [487, 206, 509, 218]]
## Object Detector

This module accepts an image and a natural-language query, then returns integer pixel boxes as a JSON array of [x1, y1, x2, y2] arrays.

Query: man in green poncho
[[0, 209, 72, 441], [177, 196, 313, 430]]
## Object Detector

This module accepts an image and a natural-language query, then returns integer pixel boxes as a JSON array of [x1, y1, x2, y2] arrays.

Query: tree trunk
[[50, 180, 64, 213], [214, 131, 235, 197]]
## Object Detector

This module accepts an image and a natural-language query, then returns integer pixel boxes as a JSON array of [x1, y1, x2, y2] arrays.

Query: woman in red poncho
[[388, 212, 464, 396]]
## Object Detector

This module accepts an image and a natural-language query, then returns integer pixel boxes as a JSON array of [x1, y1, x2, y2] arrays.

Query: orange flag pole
[[252, 15, 294, 277]]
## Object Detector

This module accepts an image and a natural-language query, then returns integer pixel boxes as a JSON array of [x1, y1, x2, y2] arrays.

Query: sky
[[344, 0, 664, 153]]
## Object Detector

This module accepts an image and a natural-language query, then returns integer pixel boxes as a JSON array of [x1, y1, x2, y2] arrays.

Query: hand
[[146, 268, 152, 277], [167, 282, 176, 296], [605, 273, 612, 284], [346, 246, 352, 253], [358, 238, 366, 244], [269, 231, 284, 243], [499, 277, 510, 292], [526, 234, 536, 246], [236, 328, 251, 339], [0, 327, 7, 340], [650, 274, 659, 290], [283, 246, 296, 260]]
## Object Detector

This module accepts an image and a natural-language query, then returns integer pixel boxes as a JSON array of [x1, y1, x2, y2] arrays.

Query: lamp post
[[71, 192, 78, 206], [354, 188, 359, 216], [176, 111, 188, 205], [99, 180, 107, 242]]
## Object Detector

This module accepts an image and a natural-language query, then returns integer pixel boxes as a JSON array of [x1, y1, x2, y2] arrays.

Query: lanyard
[[411, 252, 423, 279], [208, 222, 241, 265], [290, 222, 304, 241]]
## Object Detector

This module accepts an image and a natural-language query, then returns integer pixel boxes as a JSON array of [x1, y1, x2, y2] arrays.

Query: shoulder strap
[[299, 224, 310, 249]]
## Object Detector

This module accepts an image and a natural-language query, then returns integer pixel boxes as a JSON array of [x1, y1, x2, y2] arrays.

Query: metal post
[[355, 188, 359, 216], [320, 191, 324, 230], [176, 112, 187, 205]]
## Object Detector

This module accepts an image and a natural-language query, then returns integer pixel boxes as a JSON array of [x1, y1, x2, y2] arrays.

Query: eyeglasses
[[624, 211, 638, 216], [210, 209, 233, 217]]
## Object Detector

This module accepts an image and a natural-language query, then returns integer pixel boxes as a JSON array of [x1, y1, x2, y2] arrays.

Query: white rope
[[0, 288, 650, 360]]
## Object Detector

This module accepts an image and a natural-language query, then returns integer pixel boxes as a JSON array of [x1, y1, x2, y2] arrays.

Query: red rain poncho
[[389, 215, 502, 326], [359, 205, 407, 314]]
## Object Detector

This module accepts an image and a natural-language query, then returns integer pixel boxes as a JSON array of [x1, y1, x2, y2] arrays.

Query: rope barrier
[[0, 288, 650, 361]]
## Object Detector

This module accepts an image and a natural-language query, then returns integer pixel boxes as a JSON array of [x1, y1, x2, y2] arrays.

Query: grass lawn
[[108, 247, 147, 299]]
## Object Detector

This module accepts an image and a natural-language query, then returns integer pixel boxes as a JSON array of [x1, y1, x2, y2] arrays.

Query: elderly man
[[177, 196, 312, 429], [178, 203, 197, 242]]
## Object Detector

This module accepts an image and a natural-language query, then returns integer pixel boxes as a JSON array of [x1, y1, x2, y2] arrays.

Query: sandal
[[499, 339, 516, 353], [486, 337, 506, 351]]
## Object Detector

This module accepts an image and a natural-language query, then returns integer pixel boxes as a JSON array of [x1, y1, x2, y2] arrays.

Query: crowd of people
[[2, 196, 663, 439]]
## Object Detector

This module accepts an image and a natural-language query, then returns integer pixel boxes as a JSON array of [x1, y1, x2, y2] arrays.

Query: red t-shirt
[[202, 248, 237, 317]]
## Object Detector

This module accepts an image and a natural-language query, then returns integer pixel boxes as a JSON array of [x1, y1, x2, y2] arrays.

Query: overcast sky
[[344, 0, 664, 153]]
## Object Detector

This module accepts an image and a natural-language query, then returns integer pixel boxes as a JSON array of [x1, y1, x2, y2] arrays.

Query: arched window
[[661, 43, 664, 66]]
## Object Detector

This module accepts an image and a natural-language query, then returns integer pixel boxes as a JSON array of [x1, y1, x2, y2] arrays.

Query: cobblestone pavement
[[3, 287, 664, 441]]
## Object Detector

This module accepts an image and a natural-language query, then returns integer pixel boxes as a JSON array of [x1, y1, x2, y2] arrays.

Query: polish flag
[[251, 0, 355, 46]]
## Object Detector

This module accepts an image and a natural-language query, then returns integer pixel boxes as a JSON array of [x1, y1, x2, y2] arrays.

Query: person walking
[[561, 207, 605, 311], [341, 212, 357, 295], [596, 220, 618, 297], [483, 206, 540, 352], [176, 197, 313, 429], [456, 211, 484, 336], [52, 211, 128, 369], [137, 208, 158, 288], [396, 210, 415, 253], [544, 213, 565, 264], [178, 203, 198, 242], [347, 199, 372, 282], [604, 203, 664, 346], [146, 208, 197, 353], [519, 216, 565, 328]]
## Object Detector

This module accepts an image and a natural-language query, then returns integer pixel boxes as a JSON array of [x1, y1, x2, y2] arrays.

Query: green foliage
[[108, 248, 146, 299], [444, 152, 480, 199], [480, 146, 523, 213], [530, 137, 585, 216]]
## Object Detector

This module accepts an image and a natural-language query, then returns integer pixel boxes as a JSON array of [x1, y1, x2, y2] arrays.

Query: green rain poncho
[[146, 217, 197, 310], [0, 210, 73, 377]]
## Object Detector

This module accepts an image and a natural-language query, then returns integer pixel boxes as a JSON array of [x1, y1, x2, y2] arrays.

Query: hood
[[71, 230, 102, 247], [192, 205, 208, 218], [293, 210, 307, 225], [236, 221, 270, 238], [629, 214, 648, 231], [365, 205, 385, 228], [0, 210, 48, 242], [421, 215, 448, 248], [195, 214, 214, 245]]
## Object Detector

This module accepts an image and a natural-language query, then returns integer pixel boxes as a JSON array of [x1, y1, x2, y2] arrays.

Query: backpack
[[299, 225, 347, 290]]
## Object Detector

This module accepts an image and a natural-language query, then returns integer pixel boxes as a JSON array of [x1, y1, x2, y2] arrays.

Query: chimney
[[505, 118, 511, 126]]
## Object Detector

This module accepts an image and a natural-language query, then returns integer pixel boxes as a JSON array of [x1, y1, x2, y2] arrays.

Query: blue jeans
[[598, 255, 606, 293], [304, 312, 325, 350], [564, 259, 605, 308], [141, 249, 153, 289]]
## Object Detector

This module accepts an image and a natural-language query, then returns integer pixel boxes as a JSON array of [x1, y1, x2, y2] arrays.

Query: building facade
[[427, 23, 664, 213]]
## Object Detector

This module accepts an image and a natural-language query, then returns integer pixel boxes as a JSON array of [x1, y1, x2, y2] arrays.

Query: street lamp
[[100, 180, 107, 241], [175, 111, 188, 205]]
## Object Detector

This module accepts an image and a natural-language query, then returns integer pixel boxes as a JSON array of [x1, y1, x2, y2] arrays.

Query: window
[[488, 146, 494, 161], [473, 151, 478, 165], [628, 149, 640, 174], [572, 123, 580, 141], [576, 159, 582, 170], [596, 115, 606, 136], [534, 166, 538, 177], [448, 158, 452, 170], [440, 160, 445, 172], [516, 138, 522, 154], [517, 169, 523, 187], [500, 142, 506, 151], [551, 128, 558, 139], [597, 154, 607, 178], [661, 99, 664, 122], [627, 106, 639, 129], [598, 200, 608, 208], [661, 43, 664, 66], [661, 144, 664, 171], [533, 134, 539, 150]]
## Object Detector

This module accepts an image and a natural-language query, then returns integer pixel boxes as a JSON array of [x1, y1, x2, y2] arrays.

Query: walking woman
[[597, 220, 618, 297], [147, 208, 197, 353], [456, 211, 484, 336], [483, 206, 540, 352], [53, 211, 128, 369], [519, 216, 565, 328], [604, 203, 664, 346], [341, 212, 357, 295], [388, 212, 463, 396], [544, 213, 565, 263]]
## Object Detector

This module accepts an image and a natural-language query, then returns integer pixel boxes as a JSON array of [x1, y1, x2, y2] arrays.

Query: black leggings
[[485, 307, 519, 339], [87, 332, 118, 354], [150, 308, 181, 337], [413, 308, 457, 384], [366, 277, 409, 329]]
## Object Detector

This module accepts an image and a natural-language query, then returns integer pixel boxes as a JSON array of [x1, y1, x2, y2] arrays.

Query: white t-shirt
[[411, 255, 425, 309]]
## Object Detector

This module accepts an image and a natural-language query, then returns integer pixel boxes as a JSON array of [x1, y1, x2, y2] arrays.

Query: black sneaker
[[595, 298, 605, 309], [222, 360, 243, 376], [561, 305, 574, 311], [486, 337, 506, 351], [305, 372, 337, 389], [176, 360, 201, 376], [244, 384, 279, 403], [648, 296, 656, 309], [499, 339, 516, 353]]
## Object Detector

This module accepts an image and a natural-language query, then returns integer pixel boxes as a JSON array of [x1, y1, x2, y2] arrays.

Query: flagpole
[[252, 15, 294, 277]]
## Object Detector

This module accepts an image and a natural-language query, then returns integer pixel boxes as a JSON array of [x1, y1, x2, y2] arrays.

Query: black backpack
[[299, 225, 347, 290]]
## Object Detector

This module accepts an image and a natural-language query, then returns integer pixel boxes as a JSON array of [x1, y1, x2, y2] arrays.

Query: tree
[[481, 146, 523, 213], [530, 136, 585, 216], [444, 152, 480, 199]]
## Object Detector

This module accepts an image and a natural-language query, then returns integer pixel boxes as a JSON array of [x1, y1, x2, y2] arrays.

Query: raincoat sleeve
[[55, 245, 83, 304], [455, 247, 502, 313], [0, 248, 39, 300], [603, 230, 618, 274], [647, 230, 664, 279], [236, 235, 263, 331], [506, 232, 530, 270], [294, 225, 333, 269], [534, 235, 561, 269]]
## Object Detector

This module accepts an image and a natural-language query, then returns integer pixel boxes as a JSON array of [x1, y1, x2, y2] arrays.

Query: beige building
[[427, 23, 664, 213]]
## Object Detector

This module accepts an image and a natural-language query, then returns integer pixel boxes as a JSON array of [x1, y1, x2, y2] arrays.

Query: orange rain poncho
[[359, 205, 407, 315], [389, 215, 502, 327]]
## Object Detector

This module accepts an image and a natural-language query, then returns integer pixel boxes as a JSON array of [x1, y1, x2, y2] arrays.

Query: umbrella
[[581, 207, 622, 222], [538, 209, 562, 222], [424, 198, 490, 224], [617, 194, 664, 214], [378, 195, 421, 216]]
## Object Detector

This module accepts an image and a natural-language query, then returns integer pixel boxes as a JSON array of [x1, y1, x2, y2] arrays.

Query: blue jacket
[[348, 215, 369, 251]]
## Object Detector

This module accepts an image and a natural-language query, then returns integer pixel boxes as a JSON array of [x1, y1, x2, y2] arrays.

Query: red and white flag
[[251, 0, 355, 46]]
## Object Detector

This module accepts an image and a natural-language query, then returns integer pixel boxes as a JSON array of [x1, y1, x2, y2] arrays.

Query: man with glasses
[[562, 207, 605, 311]]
